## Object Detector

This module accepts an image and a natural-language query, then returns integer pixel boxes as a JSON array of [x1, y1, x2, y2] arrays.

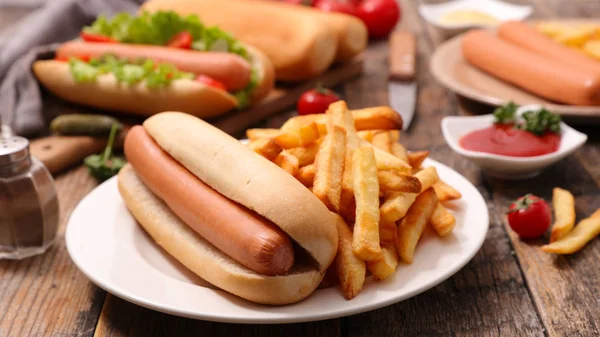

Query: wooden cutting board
[[32, 58, 364, 174]]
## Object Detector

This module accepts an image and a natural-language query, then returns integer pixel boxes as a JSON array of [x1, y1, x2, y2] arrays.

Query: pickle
[[50, 114, 122, 136]]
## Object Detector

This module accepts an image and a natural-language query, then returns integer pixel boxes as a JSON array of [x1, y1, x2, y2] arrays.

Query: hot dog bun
[[33, 44, 274, 118], [118, 164, 325, 305], [141, 0, 340, 82], [118, 112, 338, 304]]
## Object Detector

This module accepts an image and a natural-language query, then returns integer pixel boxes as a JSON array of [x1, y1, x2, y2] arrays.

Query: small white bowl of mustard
[[419, 0, 533, 35]]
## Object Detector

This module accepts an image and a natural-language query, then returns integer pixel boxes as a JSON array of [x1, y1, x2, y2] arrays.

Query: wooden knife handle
[[29, 136, 107, 175], [389, 31, 417, 81]]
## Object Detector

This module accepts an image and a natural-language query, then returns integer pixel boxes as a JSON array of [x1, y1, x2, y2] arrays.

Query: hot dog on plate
[[118, 112, 338, 305], [33, 11, 275, 118]]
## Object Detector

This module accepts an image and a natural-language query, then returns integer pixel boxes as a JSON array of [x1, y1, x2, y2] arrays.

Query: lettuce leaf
[[68, 56, 194, 88], [83, 11, 248, 59]]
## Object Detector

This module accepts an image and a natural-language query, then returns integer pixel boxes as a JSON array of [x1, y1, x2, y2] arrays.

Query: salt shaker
[[0, 136, 60, 259]]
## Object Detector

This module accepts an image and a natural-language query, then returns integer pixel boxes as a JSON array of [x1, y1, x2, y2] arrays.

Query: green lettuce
[[68, 55, 194, 88], [83, 11, 248, 59]]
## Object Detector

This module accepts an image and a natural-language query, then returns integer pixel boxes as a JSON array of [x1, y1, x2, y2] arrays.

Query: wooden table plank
[[0, 167, 104, 337], [93, 294, 341, 337], [346, 1, 545, 335]]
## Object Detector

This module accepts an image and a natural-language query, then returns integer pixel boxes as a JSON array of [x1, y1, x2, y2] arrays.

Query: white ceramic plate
[[419, 0, 532, 33], [65, 158, 489, 324]]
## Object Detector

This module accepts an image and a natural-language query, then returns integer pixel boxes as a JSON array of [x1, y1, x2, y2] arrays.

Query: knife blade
[[388, 31, 417, 130]]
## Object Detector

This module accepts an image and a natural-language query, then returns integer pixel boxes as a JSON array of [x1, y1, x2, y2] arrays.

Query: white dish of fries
[[66, 104, 489, 323]]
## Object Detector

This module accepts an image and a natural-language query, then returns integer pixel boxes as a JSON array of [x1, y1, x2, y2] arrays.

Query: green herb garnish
[[493, 102, 561, 135], [493, 101, 518, 124], [517, 107, 562, 135], [84, 124, 126, 182]]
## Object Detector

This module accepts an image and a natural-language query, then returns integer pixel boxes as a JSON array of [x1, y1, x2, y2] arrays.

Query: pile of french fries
[[535, 21, 600, 60], [246, 101, 462, 299], [542, 188, 600, 254]]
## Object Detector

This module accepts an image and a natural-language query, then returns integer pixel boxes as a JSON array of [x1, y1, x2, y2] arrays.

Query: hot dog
[[142, 0, 367, 81], [33, 11, 275, 118], [498, 21, 600, 75], [118, 112, 338, 304], [462, 30, 600, 106], [56, 41, 252, 91], [124, 125, 295, 276]]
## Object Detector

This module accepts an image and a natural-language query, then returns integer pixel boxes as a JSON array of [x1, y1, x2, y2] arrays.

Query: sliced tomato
[[167, 32, 193, 49], [55, 55, 91, 62], [80, 31, 117, 43], [196, 75, 227, 91]]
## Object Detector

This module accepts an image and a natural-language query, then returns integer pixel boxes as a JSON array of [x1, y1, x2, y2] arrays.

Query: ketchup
[[459, 124, 560, 157]]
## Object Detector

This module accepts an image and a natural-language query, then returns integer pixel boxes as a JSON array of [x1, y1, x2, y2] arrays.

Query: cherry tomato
[[355, 0, 401, 38], [313, 0, 357, 15], [167, 31, 193, 49], [297, 85, 341, 115], [507, 194, 552, 239], [80, 31, 117, 43], [196, 75, 227, 91]]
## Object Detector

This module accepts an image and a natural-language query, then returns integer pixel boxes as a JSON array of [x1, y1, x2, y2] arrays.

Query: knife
[[388, 31, 417, 130]]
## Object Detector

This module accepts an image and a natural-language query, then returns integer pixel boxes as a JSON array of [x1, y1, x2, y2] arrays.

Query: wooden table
[[2, 1, 599, 336]]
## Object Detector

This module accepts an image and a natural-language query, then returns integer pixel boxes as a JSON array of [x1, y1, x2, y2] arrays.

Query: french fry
[[391, 142, 410, 165], [367, 245, 399, 280], [246, 128, 280, 140], [286, 139, 322, 167], [550, 187, 576, 242], [432, 180, 462, 201], [407, 151, 429, 171], [333, 214, 366, 300], [379, 221, 398, 245], [351, 107, 403, 131], [371, 131, 393, 153], [397, 188, 438, 263], [296, 164, 316, 187], [377, 170, 422, 193], [274, 151, 299, 176], [430, 202, 456, 237], [340, 101, 360, 222], [326, 100, 347, 132], [357, 130, 383, 142], [542, 209, 600, 254], [360, 140, 412, 174], [380, 167, 440, 223], [274, 121, 320, 148], [352, 147, 382, 261], [313, 125, 346, 211], [247, 138, 282, 161]]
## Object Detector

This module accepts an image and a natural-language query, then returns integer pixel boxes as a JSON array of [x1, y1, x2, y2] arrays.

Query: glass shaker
[[0, 134, 60, 259]]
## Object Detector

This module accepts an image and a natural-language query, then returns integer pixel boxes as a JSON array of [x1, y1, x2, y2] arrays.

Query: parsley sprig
[[493, 102, 561, 135], [84, 124, 126, 182]]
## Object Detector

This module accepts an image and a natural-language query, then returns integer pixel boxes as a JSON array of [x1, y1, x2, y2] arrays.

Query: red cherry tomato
[[167, 31, 193, 49], [355, 0, 401, 38], [313, 0, 357, 15], [80, 31, 117, 43], [507, 194, 552, 239], [196, 75, 227, 91], [297, 85, 341, 115]]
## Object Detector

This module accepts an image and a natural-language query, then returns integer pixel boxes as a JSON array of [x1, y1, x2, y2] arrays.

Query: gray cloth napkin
[[0, 0, 145, 137]]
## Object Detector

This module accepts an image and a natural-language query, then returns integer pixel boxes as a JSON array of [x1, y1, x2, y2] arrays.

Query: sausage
[[57, 41, 251, 91], [498, 21, 600, 75], [462, 30, 600, 106], [124, 125, 295, 276]]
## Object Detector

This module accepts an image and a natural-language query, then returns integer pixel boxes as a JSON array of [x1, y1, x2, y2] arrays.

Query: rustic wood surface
[[1, 1, 599, 336]]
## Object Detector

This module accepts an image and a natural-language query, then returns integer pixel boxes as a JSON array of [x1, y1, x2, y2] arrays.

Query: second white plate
[[65, 158, 489, 324]]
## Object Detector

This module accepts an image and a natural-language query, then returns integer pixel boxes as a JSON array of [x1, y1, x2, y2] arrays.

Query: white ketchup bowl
[[441, 105, 588, 180]]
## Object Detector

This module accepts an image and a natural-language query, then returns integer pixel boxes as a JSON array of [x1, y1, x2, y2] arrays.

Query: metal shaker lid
[[0, 137, 30, 167]]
